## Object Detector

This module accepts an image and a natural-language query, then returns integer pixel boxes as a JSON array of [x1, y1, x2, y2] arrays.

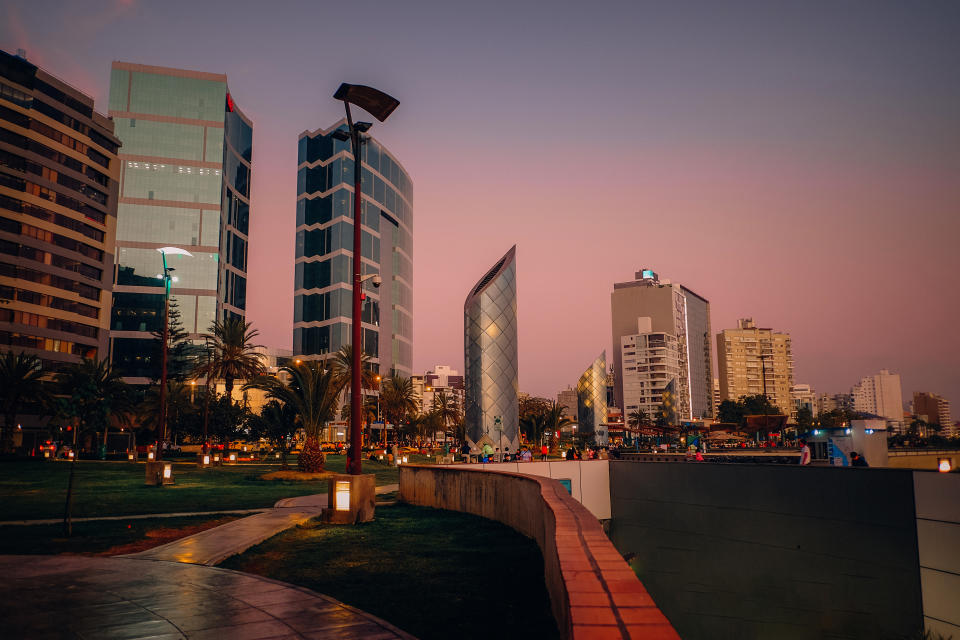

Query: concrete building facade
[[852, 369, 904, 430], [611, 269, 713, 421], [912, 392, 952, 431], [107, 62, 252, 380], [621, 321, 684, 423], [1, 50, 121, 370], [790, 383, 817, 419], [716, 318, 794, 413], [557, 385, 577, 419]]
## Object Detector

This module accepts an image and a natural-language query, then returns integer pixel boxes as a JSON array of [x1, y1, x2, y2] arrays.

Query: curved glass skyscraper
[[578, 350, 608, 445], [464, 246, 518, 451], [294, 121, 413, 376]]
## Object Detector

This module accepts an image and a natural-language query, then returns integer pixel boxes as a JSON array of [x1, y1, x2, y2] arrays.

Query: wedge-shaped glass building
[[464, 246, 518, 451], [294, 121, 413, 375], [578, 350, 608, 445]]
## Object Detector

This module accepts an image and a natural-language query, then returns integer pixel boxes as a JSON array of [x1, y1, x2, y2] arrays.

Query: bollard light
[[147, 451, 155, 461], [43, 450, 50, 459], [335, 481, 351, 511], [275, 452, 280, 459], [213, 453, 221, 462], [68, 451, 74, 459], [939, 458, 952, 473], [127, 452, 134, 461], [402, 456, 409, 464], [163, 463, 172, 479], [203, 454, 210, 465], [229, 453, 237, 463]]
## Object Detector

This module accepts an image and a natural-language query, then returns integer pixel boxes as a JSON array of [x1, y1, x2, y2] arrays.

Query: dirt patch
[[91, 516, 241, 556], [260, 470, 333, 481]]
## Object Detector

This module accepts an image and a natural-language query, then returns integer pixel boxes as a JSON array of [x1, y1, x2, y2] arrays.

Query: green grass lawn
[[0, 457, 399, 521], [220, 503, 559, 640], [0, 514, 243, 555]]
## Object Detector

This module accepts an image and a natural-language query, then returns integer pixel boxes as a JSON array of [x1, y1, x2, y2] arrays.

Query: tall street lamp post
[[156, 247, 192, 460], [331, 83, 399, 475]]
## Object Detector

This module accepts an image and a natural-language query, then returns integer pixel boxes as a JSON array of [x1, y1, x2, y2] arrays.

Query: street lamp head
[[331, 129, 351, 142], [354, 122, 373, 133], [333, 83, 399, 122], [157, 247, 193, 257]]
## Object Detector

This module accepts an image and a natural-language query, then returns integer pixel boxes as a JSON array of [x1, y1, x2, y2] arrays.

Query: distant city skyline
[[3, 0, 957, 410]]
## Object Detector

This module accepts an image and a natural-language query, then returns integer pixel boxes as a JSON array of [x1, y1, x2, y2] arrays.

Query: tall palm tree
[[0, 351, 48, 453], [245, 361, 340, 472], [139, 381, 193, 446], [432, 389, 460, 446], [520, 411, 549, 448], [204, 317, 266, 400], [544, 400, 572, 450], [379, 374, 419, 444], [53, 358, 133, 536], [330, 345, 377, 395]]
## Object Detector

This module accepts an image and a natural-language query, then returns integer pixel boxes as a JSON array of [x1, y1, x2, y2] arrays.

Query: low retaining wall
[[399, 464, 679, 639]]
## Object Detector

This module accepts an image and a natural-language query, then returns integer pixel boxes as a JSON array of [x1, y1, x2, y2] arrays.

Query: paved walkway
[[124, 484, 399, 566], [0, 555, 415, 639], [0, 508, 269, 527]]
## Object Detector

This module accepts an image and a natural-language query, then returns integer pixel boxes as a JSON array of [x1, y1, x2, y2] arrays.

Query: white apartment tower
[[852, 369, 904, 430]]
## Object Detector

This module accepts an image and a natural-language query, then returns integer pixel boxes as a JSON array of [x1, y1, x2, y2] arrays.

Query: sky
[[3, 0, 958, 412]]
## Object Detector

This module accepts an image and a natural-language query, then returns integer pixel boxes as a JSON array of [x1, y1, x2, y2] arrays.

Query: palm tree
[[0, 351, 48, 453], [204, 317, 266, 400], [544, 400, 572, 450], [520, 411, 549, 448], [139, 381, 193, 446], [379, 374, 419, 444], [432, 389, 461, 446], [53, 358, 133, 535], [244, 361, 340, 472], [330, 345, 377, 395]]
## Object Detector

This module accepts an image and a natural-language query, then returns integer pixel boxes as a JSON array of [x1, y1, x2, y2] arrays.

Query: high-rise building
[[912, 392, 951, 430], [852, 369, 903, 429], [464, 246, 518, 451], [107, 62, 252, 380], [817, 392, 853, 415], [621, 319, 684, 422], [716, 318, 794, 412], [610, 269, 713, 420], [578, 350, 608, 445], [294, 121, 413, 377], [1, 50, 120, 371], [419, 365, 465, 416], [557, 385, 577, 419], [790, 384, 817, 419]]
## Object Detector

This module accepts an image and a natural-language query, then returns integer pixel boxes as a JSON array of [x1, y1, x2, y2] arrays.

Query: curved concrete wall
[[399, 465, 679, 640]]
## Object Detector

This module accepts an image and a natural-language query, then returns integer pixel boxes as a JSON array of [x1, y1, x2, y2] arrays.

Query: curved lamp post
[[331, 83, 399, 475], [156, 246, 192, 459]]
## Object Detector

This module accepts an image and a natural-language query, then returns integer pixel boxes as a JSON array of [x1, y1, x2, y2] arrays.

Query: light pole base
[[321, 474, 375, 524]]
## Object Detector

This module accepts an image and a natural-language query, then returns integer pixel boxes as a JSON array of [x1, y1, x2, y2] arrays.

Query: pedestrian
[[482, 442, 494, 463], [798, 439, 811, 465], [566, 446, 576, 461], [850, 451, 869, 467], [540, 443, 549, 461], [522, 447, 533, 462]]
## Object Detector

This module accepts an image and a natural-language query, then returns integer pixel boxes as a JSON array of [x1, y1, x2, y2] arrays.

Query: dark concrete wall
[[608, 461, 922, 640]]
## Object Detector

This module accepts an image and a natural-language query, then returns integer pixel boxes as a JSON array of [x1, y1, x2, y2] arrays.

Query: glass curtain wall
[[107, 63, 250, 379], [578, 350, 609, 446], [464, 246, 518, 451], [294, 121, 413, 376]]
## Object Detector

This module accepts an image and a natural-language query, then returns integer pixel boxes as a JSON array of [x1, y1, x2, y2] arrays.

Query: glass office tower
[[295, 121, 413, 376], [464, 246, 518, 451], [107, 62, 252, 380], [578, 350, 609, 446], [0, 50, 120, 369]]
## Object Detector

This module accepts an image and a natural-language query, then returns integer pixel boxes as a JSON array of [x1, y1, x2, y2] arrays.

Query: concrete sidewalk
[[0, 555, 415, 639], [0, 508, 269, 527], [125, 484, 399, 566]]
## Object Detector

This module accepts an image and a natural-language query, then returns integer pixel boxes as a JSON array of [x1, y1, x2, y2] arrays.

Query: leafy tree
[[249, 400, 297, 469], [519, 411, 548, 446], [245, 362, 340, 472], [380, 374, 419, 444], [544, 400, 572, 450], [796, 406, 814, 431], [518, 393, 552, 420], [741, 394, 782, 417], [717, 399, 744, 425], [139, 381, 195, 446], [151, 298, 199, 382], [0, 351, 48, 453]]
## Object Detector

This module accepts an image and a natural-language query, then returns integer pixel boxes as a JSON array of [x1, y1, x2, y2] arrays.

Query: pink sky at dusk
[[3, 0, 958, 411]]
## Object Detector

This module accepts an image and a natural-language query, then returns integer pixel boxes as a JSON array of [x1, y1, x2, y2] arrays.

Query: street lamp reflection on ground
[[330, 83, 399, 476]]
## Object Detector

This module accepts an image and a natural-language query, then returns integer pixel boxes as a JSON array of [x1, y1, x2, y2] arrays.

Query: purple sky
[[4, 0, 958, 411]]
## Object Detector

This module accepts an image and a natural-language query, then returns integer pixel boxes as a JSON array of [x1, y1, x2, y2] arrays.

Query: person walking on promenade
[[540, 443, 549, 461], [851, 451, 869, 467], [798, 439, 811, 465]]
